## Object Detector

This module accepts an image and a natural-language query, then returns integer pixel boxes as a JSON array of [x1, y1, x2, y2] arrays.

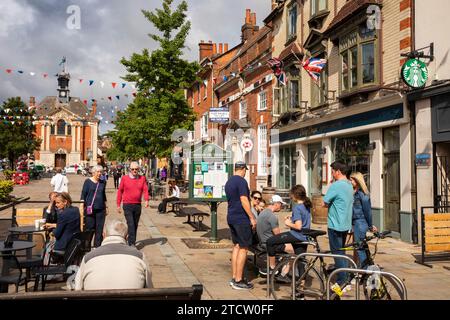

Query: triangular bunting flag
[[116, 96, 120, 100], [108, 97, 112, 101], [83, 100, 88, 105], [112, 82, 117, 88], [6, 69, 12, 73], [79, 79, 83, 83], [89, 80, 94, 86], [30, 72, 35, 76], [121, 83, 126, 88], [43, 73, 48, 78], [132, 92, 137, 97], [17, 70, 24, 74]]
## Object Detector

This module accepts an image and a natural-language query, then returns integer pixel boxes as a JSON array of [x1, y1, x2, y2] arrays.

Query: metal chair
[[33, 238, 82, 291], [0, 218, 16, 241], [0, 254, 24, 293]]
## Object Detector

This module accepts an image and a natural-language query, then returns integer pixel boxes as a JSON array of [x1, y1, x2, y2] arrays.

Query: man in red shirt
[[117, 162, 149, 246]]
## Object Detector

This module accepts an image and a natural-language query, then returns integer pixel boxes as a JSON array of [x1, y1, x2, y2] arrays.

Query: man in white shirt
[[50, 168, 69, 193]]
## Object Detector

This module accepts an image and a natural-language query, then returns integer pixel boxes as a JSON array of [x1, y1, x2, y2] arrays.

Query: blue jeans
[[328, 228, 349, 285], [353, 219, 369, 267]]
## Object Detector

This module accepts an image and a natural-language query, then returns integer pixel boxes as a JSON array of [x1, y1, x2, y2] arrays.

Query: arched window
[[50, 124, 55, 135], [67, 125, 72, 136], [57, 119, 66, 135]]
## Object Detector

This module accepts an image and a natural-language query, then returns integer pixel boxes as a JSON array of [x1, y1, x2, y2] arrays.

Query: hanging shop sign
[[209, 107, 229, 123], [402, 59, 428, 88]]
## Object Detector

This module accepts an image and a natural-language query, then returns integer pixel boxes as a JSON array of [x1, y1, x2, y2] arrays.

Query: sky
[[0, 0, 271, 134]]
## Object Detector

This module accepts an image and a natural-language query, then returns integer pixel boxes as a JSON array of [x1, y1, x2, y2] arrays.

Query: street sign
[[209, 107, 229, 123], [402, 58, 428, 88], [240, 138, 253, 152]]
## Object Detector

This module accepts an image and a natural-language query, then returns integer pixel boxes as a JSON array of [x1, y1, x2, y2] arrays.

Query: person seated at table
[[42, 191, 60, 224], [43, 192, 80, 254], [75, 219, 152, 290], [157, 180, 180, 213], [257, 199, 267, 213]]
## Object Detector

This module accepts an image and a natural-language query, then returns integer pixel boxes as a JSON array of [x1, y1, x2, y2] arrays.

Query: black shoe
[[275, 274, 291, 284], [231, 280, 253, 290]]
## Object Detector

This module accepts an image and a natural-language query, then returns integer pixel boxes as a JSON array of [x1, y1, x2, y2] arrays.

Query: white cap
[[271, 195, 287, 205]]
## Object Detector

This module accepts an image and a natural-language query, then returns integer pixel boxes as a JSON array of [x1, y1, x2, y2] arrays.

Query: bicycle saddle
[[301, 229, 327, 238]]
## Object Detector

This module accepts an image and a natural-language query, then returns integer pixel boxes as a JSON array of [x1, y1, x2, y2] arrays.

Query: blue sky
[[0, 0, 271, 134]]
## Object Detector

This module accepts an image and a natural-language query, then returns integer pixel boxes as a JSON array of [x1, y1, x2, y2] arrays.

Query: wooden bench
[[416, 209, 450, 268], [0, 284, 203, 300], [168, 199, 205, 215], [179, 207, 210, 232]]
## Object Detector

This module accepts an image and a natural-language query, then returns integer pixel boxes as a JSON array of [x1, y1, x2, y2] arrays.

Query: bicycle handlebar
[[346, 230, 391, 249]]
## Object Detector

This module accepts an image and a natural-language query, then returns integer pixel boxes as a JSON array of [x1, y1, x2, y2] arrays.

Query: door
[[383, 127, 400, 233], [55, 154, 66, 169], [308, 143, 323, 196]]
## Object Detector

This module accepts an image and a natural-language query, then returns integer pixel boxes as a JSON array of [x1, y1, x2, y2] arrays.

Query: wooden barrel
[[311, 195, 328, 225], [262, 187, 276, 204], [275, 188, 291, 210]]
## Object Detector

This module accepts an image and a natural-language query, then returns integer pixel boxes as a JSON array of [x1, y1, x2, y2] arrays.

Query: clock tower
[[57, 57, 70, 103]]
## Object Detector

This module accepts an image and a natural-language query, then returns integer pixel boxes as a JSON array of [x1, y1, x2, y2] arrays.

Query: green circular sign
[[402, 59, 428, 88]]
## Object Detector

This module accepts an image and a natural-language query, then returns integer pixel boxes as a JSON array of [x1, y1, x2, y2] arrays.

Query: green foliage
[[3, 170, 16, 180], [109, 0, 199, 160], [0, 180, 14, 203], [0, 97, 41, 166]]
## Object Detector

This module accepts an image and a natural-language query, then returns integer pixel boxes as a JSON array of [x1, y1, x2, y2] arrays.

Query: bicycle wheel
[[297, 265, 325, 300], [363, 274, 404, 300], [269, 258, 293, 300]]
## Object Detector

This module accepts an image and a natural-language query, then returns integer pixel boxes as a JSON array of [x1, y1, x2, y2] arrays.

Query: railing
[[291, 252, 358, 300], [325, 268, 407, 300]]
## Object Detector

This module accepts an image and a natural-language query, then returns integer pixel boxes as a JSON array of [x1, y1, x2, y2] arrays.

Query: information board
[[189, 144, 232, 202]]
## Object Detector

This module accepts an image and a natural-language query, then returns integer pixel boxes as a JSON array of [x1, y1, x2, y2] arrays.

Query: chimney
[[224, 43, 229, 52], [29, 96, 35, 109], [199, 40, 214, 61], [213, 43, 217, 55], [241, 9, 257, 42], [91, 100, 97, 118], [219, 43, 223, 54]]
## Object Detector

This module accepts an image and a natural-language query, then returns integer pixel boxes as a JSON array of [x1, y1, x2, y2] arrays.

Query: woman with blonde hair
[[350, 172, 377, 267]]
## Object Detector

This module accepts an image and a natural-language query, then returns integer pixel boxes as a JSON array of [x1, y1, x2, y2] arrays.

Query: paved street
[[2, 175, 450, 299]]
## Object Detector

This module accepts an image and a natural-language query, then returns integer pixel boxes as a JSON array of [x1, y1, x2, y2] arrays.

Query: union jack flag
[[267, 57, 287, 86], [302, 58, 327, 82]]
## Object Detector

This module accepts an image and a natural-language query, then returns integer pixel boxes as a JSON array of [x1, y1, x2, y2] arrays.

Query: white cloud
[[0, 0, 36, 37]]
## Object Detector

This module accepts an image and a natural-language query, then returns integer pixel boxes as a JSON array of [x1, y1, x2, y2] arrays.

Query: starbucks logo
[[402, 59, 428, 88]]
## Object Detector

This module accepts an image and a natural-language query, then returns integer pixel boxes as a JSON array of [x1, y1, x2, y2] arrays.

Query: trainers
[[231, 280, 254, 290], [259, 267, 278, 276], [229, 278, 235, 286]]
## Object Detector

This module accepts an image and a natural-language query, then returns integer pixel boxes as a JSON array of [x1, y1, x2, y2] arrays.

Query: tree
[[109, 0, 199, 163], [0, 97, 41, 168]]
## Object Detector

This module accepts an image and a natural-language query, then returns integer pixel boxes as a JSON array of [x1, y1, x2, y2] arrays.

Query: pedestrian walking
[[323, 161, 354, 287], [160, 166, 167, 182], [81, 165, 108, 247], [113, 168, 122, 189], [50, 168, 69, 193], [117, 161, 149, 246], [224, 161, 256, 290], [350, 172, 378, 267]]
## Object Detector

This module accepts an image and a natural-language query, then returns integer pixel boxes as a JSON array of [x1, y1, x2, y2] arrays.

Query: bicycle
[[296, 230, 404, 300], [268, 229, 327, 300]]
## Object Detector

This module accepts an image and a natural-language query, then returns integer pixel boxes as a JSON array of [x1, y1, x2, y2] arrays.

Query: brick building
[[267, 0, 416, 241], [32, 68, 99, 169], [214, 9, 275, 191]]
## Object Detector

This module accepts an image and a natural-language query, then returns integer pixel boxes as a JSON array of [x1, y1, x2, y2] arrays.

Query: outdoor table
[[0, 241, 35, 293], [9, 226, 44, 234]]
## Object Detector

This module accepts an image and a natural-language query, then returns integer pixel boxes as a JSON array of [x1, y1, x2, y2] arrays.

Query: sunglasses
[[253, 196, 262, 200], [131, 168, 139, 171]]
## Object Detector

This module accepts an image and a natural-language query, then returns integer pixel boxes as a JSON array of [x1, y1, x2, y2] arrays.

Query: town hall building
[[31, 66, 99, 169]]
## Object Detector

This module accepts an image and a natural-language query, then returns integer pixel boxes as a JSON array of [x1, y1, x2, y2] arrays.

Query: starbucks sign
[[402, 58, 428, 88]]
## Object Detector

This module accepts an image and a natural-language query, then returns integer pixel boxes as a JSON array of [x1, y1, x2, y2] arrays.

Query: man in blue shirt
[[225, 161, 256, 290], [323, 161, 353, 286]]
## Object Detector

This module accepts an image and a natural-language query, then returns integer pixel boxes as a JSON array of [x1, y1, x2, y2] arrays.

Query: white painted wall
[[370, 128, 384, 208], [400, 123, 413, 212], [415, 0, 450, 83]]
